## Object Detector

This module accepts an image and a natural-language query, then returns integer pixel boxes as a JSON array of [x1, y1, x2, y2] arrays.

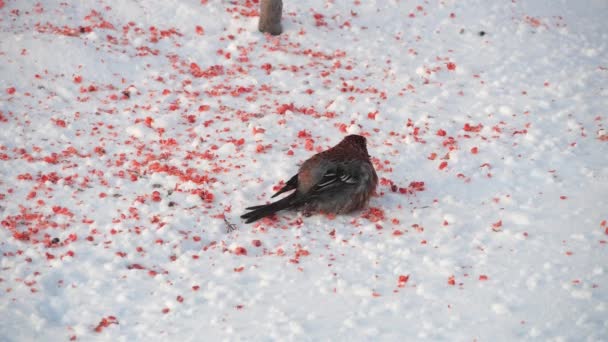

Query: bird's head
[[341, 134, 371, 159], [343, 134, 367, 149]]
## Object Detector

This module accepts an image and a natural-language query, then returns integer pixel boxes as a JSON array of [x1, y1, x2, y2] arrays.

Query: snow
[[1, 0, 607, 340]]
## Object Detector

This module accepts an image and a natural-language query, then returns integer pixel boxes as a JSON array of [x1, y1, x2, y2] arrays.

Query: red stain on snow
[[362, 207, 385, 222], [463, 123, 483, 133], [492, 220, 503, 232], [234, 246, 247, 256], [524, 16, 543, 28], [94, 316, 119, 333]]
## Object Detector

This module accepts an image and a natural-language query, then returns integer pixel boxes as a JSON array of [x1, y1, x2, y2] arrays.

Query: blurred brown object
[[259, 0, 283, 35]]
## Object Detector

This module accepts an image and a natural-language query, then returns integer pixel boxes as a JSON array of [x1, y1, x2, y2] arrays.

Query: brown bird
[[241, 134, 378, 223]]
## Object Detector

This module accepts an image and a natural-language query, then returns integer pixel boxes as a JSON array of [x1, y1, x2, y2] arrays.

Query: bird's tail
[[241, 193, 297, 223]]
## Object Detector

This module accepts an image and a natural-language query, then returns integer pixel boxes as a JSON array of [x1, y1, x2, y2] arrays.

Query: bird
[[241, 134, 378, 223]]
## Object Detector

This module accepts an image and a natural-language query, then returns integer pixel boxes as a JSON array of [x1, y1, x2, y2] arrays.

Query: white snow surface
[[1, 0, 607, 340]]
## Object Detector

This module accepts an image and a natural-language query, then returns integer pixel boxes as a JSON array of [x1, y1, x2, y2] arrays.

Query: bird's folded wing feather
[[312, 168, 357, 193], [271, 174, 299, 198]]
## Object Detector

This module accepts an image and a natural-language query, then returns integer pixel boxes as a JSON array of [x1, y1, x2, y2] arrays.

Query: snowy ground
[[1, 0, 607, 340]]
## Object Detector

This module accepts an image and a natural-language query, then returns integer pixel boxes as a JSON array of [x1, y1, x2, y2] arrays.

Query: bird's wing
[[311, 167, 357, 194], [271, 174, 298, 198]]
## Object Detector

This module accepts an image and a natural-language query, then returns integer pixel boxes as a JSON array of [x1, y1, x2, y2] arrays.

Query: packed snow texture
[[1, 0, 607, 340]]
